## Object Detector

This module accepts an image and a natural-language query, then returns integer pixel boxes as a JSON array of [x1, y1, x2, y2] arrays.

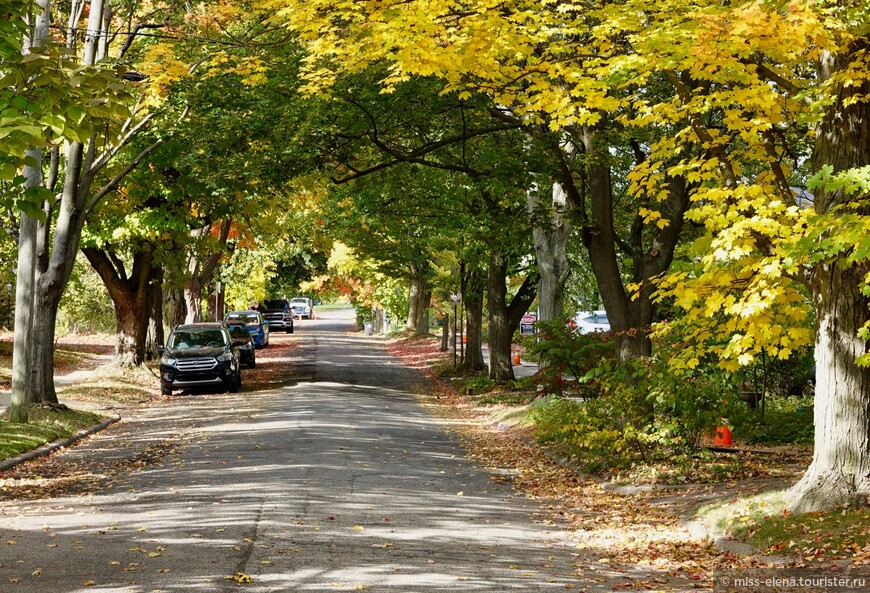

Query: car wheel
[[287, 327, 293, 334], [228, 372, 240, 393], [250, 357, 256, 369], [160, 381, 172, 396]]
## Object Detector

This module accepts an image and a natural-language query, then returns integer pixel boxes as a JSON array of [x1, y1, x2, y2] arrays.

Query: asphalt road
[[0, 308, 579, 592]]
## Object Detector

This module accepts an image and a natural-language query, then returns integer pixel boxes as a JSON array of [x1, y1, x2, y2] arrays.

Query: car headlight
[[216, 351, 233, 362], [161, 356, 177, 366]]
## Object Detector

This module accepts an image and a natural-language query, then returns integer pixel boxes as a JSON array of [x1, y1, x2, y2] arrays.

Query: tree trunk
[[406, 261, 431, 335], [528, 182, 571, 322], [183, 219, 232, 324], [184, 277, 203, 323], [555, 126, 689, 364], [789, 265, 870, 512], [414, 285, 431, 336], [788, 44, 870, 512], [163, 287, 186, 336], [486, 247, 538, 382], [9, 0, 52, 421], [406, 280, 420, 333], [82, 246, 154, 367], [460, 265, 486, 372], [145, 271, 164, 360]]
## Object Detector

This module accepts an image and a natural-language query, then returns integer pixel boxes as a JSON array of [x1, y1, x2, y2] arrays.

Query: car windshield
[[225, 313, 260, 324], [291, 298, 308, 304], [168, 329, 228, 349], [227, 325, 248, 339]]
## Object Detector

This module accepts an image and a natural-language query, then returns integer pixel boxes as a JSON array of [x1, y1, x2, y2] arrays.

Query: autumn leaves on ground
[[386, 337, 870, 590], [1, 331, 868, 592]]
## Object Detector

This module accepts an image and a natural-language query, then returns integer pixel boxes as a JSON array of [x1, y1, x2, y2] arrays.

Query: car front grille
[[176, 357, 217, 372]]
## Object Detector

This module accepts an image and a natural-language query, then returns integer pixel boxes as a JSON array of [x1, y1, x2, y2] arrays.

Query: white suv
[[290, 297, 314, 319]]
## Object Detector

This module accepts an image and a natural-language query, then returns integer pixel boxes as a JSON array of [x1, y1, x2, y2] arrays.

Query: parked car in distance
[[226, 321, 256, 368], [263, 298, 290, 311], [290, 297, 314, 319], [224, 310, 269, 348], [262, 309, 294, 333], [572, 310, 610, 334], [159, 322, 242, 395]]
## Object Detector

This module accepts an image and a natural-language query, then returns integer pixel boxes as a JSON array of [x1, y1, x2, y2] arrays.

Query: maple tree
[[268, 0, 870, 511]]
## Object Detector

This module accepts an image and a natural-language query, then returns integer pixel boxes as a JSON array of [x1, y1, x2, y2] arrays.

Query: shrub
[[531, 355, 746, 472], [520, 318, 615, 398]]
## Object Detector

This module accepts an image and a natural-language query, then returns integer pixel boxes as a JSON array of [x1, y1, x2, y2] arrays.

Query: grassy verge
[[0, 406, 107, 461], [696, 492, 870, 564]]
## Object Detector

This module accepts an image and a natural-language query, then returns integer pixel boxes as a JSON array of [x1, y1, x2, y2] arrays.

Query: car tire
[[250, 358, 256, 369], [287, 328, 293, 334], [160, 381, 172, 396], [228, 372, 240, 393]]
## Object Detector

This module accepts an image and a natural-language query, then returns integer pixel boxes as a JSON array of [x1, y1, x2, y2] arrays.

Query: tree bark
[[183, 219, 232, 324], [790, 265, 870, 512], [9, 0, 51, 421], [788, 44, 870, 512], [554, 125, 689, 363], [145, 269, 164, 360], [460, 264, 486, 372], [406, 261, 431, 335], [163, 287, 186, 337], [406, 279, 420, 333], [529, 182, 571, 324], [486, 247, 538, 382], [82, 245, 155, 367], [414, 284, 431, 336]]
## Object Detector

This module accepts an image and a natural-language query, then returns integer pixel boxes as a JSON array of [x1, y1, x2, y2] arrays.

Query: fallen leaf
[[31, 569, 42, 576], [83, 580, 96, 587]]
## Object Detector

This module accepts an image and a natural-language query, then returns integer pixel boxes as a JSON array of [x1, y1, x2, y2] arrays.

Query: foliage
[[533, 354, 745, 472], [735, 395, 815, 445], [520, 319, 615, 398], [56, 256, 115, 334], [221, 245, 276, 311]]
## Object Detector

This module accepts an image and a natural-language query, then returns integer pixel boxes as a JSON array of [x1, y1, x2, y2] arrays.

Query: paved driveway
[[0, 309, 579, 592]]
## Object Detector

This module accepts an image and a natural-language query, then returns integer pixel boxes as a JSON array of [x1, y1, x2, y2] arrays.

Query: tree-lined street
[[0, 310, 588, 592]]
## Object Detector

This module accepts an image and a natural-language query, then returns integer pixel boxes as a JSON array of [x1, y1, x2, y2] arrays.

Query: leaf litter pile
[[386, 336, 869, 591]]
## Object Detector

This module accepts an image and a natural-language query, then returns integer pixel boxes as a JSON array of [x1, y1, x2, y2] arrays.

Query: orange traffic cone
[[511, 345, 521, 365], [713, 425, 732, 446]]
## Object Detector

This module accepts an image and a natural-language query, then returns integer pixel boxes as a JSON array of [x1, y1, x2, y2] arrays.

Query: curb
[[0, 415, 121, 472]]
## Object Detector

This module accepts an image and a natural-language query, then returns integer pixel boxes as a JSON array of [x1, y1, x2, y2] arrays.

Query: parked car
[[571, 310, 610, 333], [159, 322, 242, 395], [263, 298, 290, 311], [224, 310, 269, 348], [290, 297, 314, 319], [226, 321, 256, 368], [262, 309, 294, 333]]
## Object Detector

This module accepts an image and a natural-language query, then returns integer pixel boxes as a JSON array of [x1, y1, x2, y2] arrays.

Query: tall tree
[[271, 0, 870, 510]]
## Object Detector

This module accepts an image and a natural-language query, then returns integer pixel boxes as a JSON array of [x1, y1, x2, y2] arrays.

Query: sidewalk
[[0, 353, 114, 413], [481, 344, 539, 379]]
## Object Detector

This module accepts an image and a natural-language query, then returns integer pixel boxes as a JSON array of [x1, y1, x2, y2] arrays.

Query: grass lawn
[[0, 406, 107, 461]]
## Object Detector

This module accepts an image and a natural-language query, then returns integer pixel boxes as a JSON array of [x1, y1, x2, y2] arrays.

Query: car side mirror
[[158, 345, 165, 354]]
